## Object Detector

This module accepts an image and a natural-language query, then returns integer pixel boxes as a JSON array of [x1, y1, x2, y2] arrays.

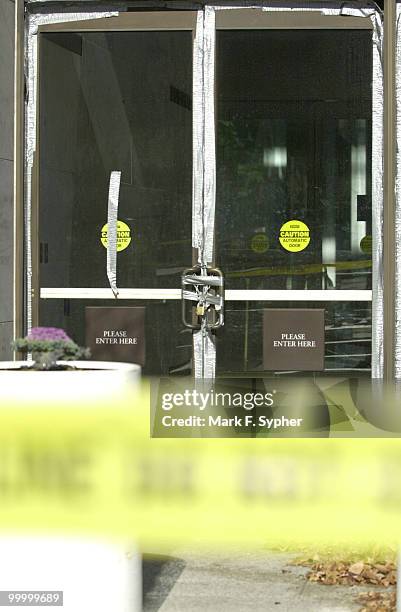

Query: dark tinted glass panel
[[216, 30, 372, 291], [216, 301, 371, 375], [39, 299, 191, 376], [39, 31, 192, 289]]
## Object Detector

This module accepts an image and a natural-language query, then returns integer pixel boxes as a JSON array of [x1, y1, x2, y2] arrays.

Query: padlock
[[196, 303, 205, 316]]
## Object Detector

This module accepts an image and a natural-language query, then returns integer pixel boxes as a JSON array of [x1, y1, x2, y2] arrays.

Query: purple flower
[[27, 327, 72, 342]]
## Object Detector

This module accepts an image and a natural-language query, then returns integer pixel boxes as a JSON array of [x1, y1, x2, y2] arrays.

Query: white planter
[[0, 536, 141, 612], [0, 359, 142, 612], [0, 360, 141, 402]]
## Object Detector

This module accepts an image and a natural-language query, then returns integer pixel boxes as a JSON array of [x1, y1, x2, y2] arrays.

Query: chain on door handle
[[181, 265, 224, 331]]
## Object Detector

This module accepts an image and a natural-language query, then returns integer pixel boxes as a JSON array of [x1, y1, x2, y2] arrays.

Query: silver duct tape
[[183, 274, 223, 286], [214, 5, 370, 14], [28, 11, 118, 34], [193, 326, 216, 379], [371, 12, 384, 379], [25, 31, 37, 335], [192, 11, 205, 262], [192, 9, 216, 266], [25, 11, 118, 334], [192, 9, 217, 378], [263, 7, 374, 16], [203, 7, 216, 265], [107, 171, 121, 298], [396, 3, 401, 378], [184, 291, 222, 307]]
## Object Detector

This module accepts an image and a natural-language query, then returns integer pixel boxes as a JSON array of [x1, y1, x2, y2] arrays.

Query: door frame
[[30, 10, 199, 330], [17, 4, 386, 378]]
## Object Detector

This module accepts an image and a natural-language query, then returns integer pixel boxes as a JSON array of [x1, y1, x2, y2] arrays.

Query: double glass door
[[36, 9, 374, 376]]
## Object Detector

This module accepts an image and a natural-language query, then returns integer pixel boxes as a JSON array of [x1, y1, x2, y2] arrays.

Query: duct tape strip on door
[[395, 2, 401, 378], [106, 171, 121, 298], [192, 8, 217, 379]]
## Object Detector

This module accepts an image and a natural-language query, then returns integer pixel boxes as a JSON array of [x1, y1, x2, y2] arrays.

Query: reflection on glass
[[216, 30, 372, 291], [39, 31, 192, 290]]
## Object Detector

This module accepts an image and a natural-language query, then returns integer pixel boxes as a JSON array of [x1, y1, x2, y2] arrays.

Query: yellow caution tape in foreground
[[0, 384, 399, 551]]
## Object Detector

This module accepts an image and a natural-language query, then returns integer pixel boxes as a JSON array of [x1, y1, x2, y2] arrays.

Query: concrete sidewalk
[[143, 551, 389, 612]]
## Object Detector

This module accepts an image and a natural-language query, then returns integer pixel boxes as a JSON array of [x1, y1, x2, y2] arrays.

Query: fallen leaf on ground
[[349, 562, 365, 575], [297, 560, 397, 588], [357, 589, 396, 611]]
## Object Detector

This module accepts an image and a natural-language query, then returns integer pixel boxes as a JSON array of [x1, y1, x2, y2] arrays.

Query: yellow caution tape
[[227, 260, 372, 279], [0, 383, 399, 552]]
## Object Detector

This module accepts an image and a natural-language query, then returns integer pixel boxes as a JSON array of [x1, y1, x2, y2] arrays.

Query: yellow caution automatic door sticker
[[279, 220, 310, 253], [101, 220, 131, 252]]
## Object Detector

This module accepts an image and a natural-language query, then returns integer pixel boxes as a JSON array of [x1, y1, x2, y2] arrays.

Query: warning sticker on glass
[[360, 235, 372, 255], [101, 220, 131, 252], [251, 233, 269, 253], [279, 220, 310, 253]]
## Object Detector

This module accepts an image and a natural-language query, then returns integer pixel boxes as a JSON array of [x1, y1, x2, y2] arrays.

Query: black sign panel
[[85, 307, 145, 365], [263, 309, 324, 371]]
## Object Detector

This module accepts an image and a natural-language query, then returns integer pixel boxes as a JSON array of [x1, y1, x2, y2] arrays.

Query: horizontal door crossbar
[[40, 288, 372, 302]]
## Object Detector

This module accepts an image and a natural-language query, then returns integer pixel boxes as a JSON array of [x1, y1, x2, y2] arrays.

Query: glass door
[[213, 9, 374, 376], [35, 8, 375, 378], [36, 12, 197, 375]]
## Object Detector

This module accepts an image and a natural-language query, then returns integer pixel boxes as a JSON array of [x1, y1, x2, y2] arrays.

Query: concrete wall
[[0, 0, 14, 359]]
